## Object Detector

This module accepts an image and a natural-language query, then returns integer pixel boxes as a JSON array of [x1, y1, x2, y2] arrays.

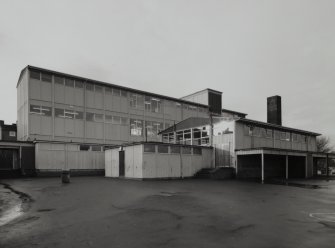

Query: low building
[[105, 142, 213, 179], [160, 96, 335, 180], [0, 120, 35, 177]]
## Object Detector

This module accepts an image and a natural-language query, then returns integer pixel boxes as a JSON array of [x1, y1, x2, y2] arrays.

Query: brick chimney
[[267, 96, 282, 125]]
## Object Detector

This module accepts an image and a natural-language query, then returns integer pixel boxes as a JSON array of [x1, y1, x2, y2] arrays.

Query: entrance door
[[119, 150, 125, 177], [0, 149, 14, 169]]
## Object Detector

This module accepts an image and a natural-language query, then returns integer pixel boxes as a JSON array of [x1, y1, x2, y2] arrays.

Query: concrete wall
[[105, 144, 213, 179], [35, 143, 105, 173]]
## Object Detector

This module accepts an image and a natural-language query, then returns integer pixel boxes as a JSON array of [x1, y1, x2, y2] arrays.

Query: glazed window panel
[[130, 119, 143, 136], [41, 73, 52, 82], [30, 105, 52, 116], [86, 112, 94, 121], [170, 146, 181, 154], [144, 144, 155, 153], [95, 114, 104, 122], [30, 71, 40, 80], [112, 116, 121, 125], [86, 83, 94, 91], [157, 145, 169, 153], [121, 117, 128, 125], [95, 85, 103, 93], [65, 78, 75, 87], [105, 115, 113, 123], [121, 90, 127, 97], [91, 145, 102, 152], [55, 108, 64, 117], [54, 76, 64, 85], [113, 88, 120, 96], [182, 147, 192, 154], [105, 87, 113, 94], [266, 129, 273, 138], [193, 147, 202, 155], [75, 80, 84, 88]]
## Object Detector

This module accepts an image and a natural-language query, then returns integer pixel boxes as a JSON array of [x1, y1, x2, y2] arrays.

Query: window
[[105, 87, 113, 94], [30, 71, 40, 80], [274, 130, 281, 140], [182, 147, 192, 154], [170, 146, 181, 154], [176, 103, 182, 108], [9, 131, 16, 137], [121, 117, 128, 125], [266, 129, 273, 138], [193, 147, 202, 155], [163, 132, 175, 143], [130, 119, 143, 136], [30, 105, 52, 116], [105, 115, 113, 123], [75, 80, 84, 88], [292, 133, 297, 142], [95, 85, 103, 93], [91, 145, 102, 152], [41, 73, 52, 82], [112, 116, 121, 124], [86, 112, 94, 121], [144, 144, 155, 153], [79, 145, 90, 151], [65, 78, 74, 87], [158, 145, 168, 153], [130, 94, 143, 109], [54, 76, 64, 85], [55, 108, 64, 117], [113, 88, 120, 96], [86, 83, 94, 91], [95, 114, 104, 122], [121, 90, 127, 97], [145, 121, 163, 136]]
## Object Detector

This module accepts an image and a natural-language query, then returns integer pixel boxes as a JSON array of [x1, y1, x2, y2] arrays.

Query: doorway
[[119, 150, 125, 177]]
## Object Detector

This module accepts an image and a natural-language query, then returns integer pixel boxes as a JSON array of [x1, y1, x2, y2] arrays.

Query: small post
[[305, 154, 308, 178], [261, 152, 264, 183], [326, 154, 329, 178], [285, 155, 288, 180]]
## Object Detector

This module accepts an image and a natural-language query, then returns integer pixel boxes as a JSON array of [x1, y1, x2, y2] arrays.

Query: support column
[[326, 154, 329, 177], [285, 155, 288, 180], [305, 156, 308, 179], [261, 152, 264, 182]]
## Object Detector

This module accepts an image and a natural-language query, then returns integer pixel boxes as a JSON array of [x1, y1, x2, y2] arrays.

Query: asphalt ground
[[0, 177, 335, 248]]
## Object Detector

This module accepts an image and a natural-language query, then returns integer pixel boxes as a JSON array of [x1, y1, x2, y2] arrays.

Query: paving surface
[[1, 177, 335, 248]]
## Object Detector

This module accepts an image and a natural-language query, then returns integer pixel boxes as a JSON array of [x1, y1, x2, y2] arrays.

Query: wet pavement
[[0, 177, 335, 248]]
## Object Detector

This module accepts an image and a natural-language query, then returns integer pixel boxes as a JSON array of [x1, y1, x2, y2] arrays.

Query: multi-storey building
[[17, 66, 216, 145]]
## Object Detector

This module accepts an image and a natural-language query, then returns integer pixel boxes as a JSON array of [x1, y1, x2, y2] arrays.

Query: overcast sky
[[1, 0, 334, 145]]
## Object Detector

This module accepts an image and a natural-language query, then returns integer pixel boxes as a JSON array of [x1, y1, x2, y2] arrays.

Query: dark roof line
[[222, 108, 247, 116], [181, 88, 222, 99], [237, 118, 321, 136], [17, 65, 209, 108]]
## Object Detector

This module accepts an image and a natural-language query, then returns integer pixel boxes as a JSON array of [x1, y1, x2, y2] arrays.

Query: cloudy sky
[[1, 0, 334, 145]]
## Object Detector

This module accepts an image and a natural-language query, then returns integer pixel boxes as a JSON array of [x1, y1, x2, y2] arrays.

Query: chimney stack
[[267, 96, 282, 125]]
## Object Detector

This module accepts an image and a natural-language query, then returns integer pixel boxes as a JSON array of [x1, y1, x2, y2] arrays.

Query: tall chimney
[[267, 96, 282, 125]]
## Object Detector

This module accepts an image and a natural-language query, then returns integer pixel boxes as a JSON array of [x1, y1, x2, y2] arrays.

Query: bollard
[[61, 170, 70, 183]]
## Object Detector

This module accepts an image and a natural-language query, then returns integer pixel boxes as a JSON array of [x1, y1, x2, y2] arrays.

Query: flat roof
[[17, 65, 210, 108], [222, 108, 247, 117], [181, 88, 222, 99], [105, 141, 213, 150], [237, 118, 321, 136]]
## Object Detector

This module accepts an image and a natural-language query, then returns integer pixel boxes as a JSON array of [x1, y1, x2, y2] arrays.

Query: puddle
[[0, 183, 33, 226], [264, 180, 325, 189], [309, 213, 335, 223]]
